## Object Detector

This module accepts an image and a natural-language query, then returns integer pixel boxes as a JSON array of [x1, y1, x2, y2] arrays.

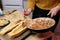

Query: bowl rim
[[27, 17, 55, 30]]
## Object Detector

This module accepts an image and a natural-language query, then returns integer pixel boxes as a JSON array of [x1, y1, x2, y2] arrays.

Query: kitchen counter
[[0, 11, 31, 40], [0, 10, 56, 40]]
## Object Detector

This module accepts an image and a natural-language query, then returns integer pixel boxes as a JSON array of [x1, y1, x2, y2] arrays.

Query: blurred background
[[0, 0, 60, 40]]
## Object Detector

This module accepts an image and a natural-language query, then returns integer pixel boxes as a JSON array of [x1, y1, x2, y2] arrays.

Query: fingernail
[[47, 14, 49, 15], [47, 13, 50, 15]]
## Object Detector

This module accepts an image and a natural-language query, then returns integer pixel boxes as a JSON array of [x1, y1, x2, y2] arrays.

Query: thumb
[[23, 9, 27, 15]]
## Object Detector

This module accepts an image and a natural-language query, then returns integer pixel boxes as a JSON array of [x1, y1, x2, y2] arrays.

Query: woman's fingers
[[51, 11, 54, 17], [48, 10, 57, 17], [47, 11, 51, 15], [48, 10, 56, 17], [47, 10, 54, 17], [52, 10, 57, 16], [23, 9, 29, 16], [48, 6, 60, 17], [23, 8, 32, 16]]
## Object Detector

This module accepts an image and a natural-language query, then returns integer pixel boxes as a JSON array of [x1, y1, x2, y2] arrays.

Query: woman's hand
[[48, 6, 60, 17], [23, 8, 32, 16]]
